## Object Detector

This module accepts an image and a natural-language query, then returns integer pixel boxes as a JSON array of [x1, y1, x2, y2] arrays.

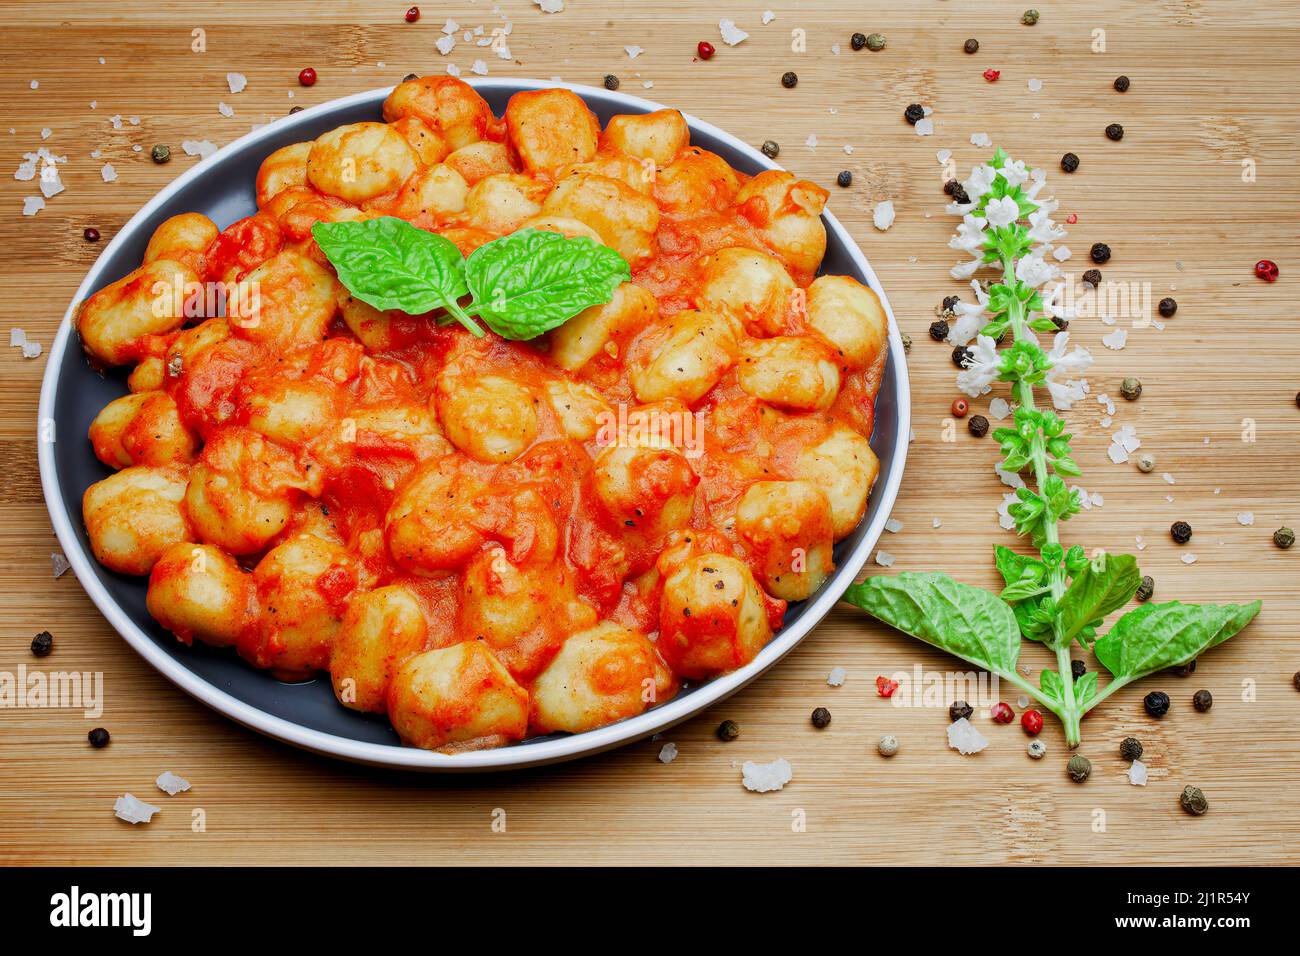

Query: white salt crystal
[[873, 199, 895, 230], [113, 793, 160, 824], [226, 72, 247, 94], [989, 397, 1012, 420], [914, 117, 934, 136], [40, 127, 51, 140], [534, 0, 564, 12], [1182, 553, 1198, 565], [156, 771, 191, 795], [1028, 78, 1043, 92], [51, 552, 70, 577], [970, 132, 992, 147], [22, 196, 44, 216], [100, 163, 117, 182], [805, 133, 818, 148], [742, 758, 792, 792], [441, 18, 459, 33], [995, 463, 1025, 489], [21, 340, 41, 358], [1102, 328, 1128, 350], [762, 10, 776, 24], [1017, 695, 1030, 709], [932, 517, 943, 528], [181, 139, 217, 159], [642, 80, 653, 89], [109, 113, 123, 129], [1053, 245, 1072, 262], [843, 144, 854, 155], [884, 517, 904, 533], [826, 666, 846, 687], [9, 328, 25, 347], [946, 718, 988, 755], [831, 43, 841, 55], [1162, 472, 1176, 485], [1127, 759, 1148, 786], [471, 59, 488, 76], [436, 34, 456, 55], [1237, 512, 1254, 526], [719, 19, 749, 46], [657, 742, 677, 764], [218, 101, 234, 117], [874, 550, 896, 567], [936, 148, 952, 165], [1136, 535, 1146, 551], [625, 45, 643, 59]]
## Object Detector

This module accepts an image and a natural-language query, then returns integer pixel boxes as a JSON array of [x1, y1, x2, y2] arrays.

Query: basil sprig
[[311, 218, 630, 341]]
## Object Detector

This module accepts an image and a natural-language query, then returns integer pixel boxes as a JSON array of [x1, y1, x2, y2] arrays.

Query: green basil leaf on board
[[1073, 670, 1098, 707], [1039, 668, 1063, 704], [1093, 600, 1262, 682], [464, 228, 630, 340], [842, 572, 1021, 675], [311, 217, 482, 336], [1055, 552, 1141, 647]]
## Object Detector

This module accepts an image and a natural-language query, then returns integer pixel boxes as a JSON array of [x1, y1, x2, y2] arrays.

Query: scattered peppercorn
[[1170, 659, 1197, 678], [1067, 754, 1092, 783], [951, 346, 972, 368], [951, 398, 969, 418], [716, 719, 740, 741], [1071, 659, 1087, 680], [964, 38, 980, 54], [405, 5, 420, 22], [84, 227, 100, 242], [1294, 671, 1300, 692], [1273, 527, 1295, 549], [1021, 709, 1044, 735], [1051, 315, 1069, 331], [603, 74, 620, 90], [761, 140, 780, 159], [811, 706, 832, 729], [991, 702, 1015, 724], [1180, 785, 1208, 816], [1060, 152, 1079, 173], [904, 103, 925, 125], [1120, 736, 1144, 761], [150, 144, 171, 164], [850, 32, 867, 51], [876, 675, 900, 697], [1192, 689, 1213, 712], [1137, 452, 1156, 473], [1105, 122, 1124, 141], [1090, 242, 1111, 264], [781, 71, 798, 88], [1113, 75, 1130, 92], [1136, 575, 1155, 602], [968, 415, 990, 438], [30, 631, 53, 657], [1082, 268, 1102, 288], [941, 180, 970, 204], [941, 295, 960, 312], [1120, 377, 1142, 401], [1144, 690, 1171, 718], [1255, 259, 1279, 282], [929, 319, 949, 341], [1171, 520, 1193, 544], [878, 734, 899, 756], [403, 73, 418, 82], [949, 701, 974, 722], [697, 40, 715, 60], [1158, 297, 1177, 318], [88, 727, 110, 748], [1027, 740, 1046, 759], [983, 68, 1001, 83], [865, 33, 886, 51], [1021, 9, 1040, 25], [298, 67, 317, 86], [901, 332, 912, 353], [836, 170, 852, 188]]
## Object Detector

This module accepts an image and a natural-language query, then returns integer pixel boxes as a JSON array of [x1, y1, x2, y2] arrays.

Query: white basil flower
[[1015, 251, 1060, 288], [947, 280, 991, 346], [984, 195, 1021, 229], [956, 334, 1001, 397], [999, 159, 1030, 188]]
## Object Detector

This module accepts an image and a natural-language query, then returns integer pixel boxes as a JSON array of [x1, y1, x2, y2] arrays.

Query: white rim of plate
[[37, 78, 912, 771]]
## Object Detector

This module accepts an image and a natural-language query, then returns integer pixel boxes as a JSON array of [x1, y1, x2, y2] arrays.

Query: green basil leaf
[[464, 228, 630, 340], [1055, 553, 1141, 646], [1039, 668, 1063, 704], [311, 217, 481, 336], [1000, 579, 1049, 602], [1094, 600, 1261, 682], [1051, 456, 1082, 478], [842, 572, 1021, 675], [993, 545, 1042, 587], [1074, 670, 1098, 707]]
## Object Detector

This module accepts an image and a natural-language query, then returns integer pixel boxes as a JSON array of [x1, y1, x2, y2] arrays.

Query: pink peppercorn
[[983, 68, 1000, 82], [1021, 709, 1044, 734], [876, 675, 899, 698], [1255, 259, 1279, 282], [991, 702, 1015, 723], [298, 67, 317, 87]]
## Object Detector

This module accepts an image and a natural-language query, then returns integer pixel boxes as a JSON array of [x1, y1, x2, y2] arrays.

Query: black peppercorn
[[949, 700, 974, 722], [716, 719, 739, 741], [289, 106, 304, 114], [88, 727, 110, 748], [951, 183, 970, 204], [1158, 297, 1177, 318], [1144, 690, 1171, 718], [851, 32, 867, 51], [403, 73, 419, 82], [943, 179, 958, 196], [1294, 671, 1300, 692], [1082, 268, 1102, 288], [1071, 659, 1087, 681], [1136, 575, 1155, 602], [1051, 315, 1069, 331], [1273, 527, 1294, 549], [964, 38, 980, 54], [30, 631, 53, 657], [1114, 75, 1131, 93], [968, 415, 989, 438], [1060, 152, 1080, 173], [929, 319, 949, 341], [836, 169, 852, 187], [150, 144, 170, 164], [1105, 122, 1124, 141], [1180, 785, 1209, 816], [1171, 520, 1193, 544], [603, 74, 620, 90], [1120, 736, 1143, 761], [781, 71, 798, 88], [83, 227, 100, 242], [1192, 689, 1213, 712], [1067, 754, 1092, 783], [904, 103, 925, 125], [1170, 659, 1197, 678], [951, 346, 972, 368], [761, 139, 780, 159], [1090, 242, 1112, 264], [941, 295, 960, 312], [811, 707, 832, 729]]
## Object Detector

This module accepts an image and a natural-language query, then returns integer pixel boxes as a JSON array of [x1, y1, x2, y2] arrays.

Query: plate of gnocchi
[[39, 78, 910, 770]]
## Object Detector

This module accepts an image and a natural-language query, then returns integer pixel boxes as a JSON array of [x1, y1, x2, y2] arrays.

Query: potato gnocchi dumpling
[[76, 77, 889, 753]]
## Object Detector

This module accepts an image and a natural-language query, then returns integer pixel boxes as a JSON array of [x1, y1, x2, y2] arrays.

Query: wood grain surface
[[1, 0, 1297, 866]]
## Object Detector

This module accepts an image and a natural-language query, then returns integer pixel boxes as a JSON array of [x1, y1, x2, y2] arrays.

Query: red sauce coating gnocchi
[[77, 79, 886, 752]]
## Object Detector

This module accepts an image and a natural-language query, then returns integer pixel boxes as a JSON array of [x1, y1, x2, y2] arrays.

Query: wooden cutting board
[[1, 0, 1296, 865]]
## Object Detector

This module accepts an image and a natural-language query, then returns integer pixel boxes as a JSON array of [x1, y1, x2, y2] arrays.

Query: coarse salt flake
[[946, 718, 988, 755], [932, 517, 943, 528], [741, 758, 792, 792], [1028, 78, 1043, 92], [51, 552, 70, 577], [1182, 553, 1198, 565], [657, 742, 677, 764], [182, 139, 218, 159], [226, 72, 247, 94], [21, 340, 41, 358], [873, 199, 896, 231], [113, 793, 160, 824], [1127, 759, 1148, 786], [100, 163, 117, 182], [884, 517, 904, 533], [719, 19, 749, 46], [22, 196, 44, 216], [914, 117, 934, 136], [471, 59, 488, 76], [534, 0, 564, 12], [826, 666, 846, 687], [9, 328, 25, 347], [436, 35, 455, 55], [936, 148, 952, 164], [762, 10, 776, 24], [874, 549, 895, 567], [1237, 512, 1254, 526], [989, 397, 1012, 420], [218, 101, 234, 117], [625, 45, 643, 59], [970, 132, 992, 147], [1102, 328, 1128, 350], [446, 63, 461, 77], [156, 771, 191, 795], [441, 18, 459, 34], [805, 133, 818, 149]]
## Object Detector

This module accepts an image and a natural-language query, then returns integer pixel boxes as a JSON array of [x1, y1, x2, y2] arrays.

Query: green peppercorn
[[811, 707, 832, 728], [603, 74, 620, 91], [1274, 527, 1295, 549], [1171, 520, 1192, 544], [1180, 785, 1209, 816], [1021, 9, 1040, 25], [88, 727, 110, 748], [901, 332, 912, 353], [1113, 75, 1131, 93], [761, 139, 780, 159], [781, 71, 798, 88], [1144, 690, 1171, 717], [716, 719, 740, 741], [1136, 452, 1156, 473], [1082, 268, 1102, 288], [866, 33, 886, 51], [1135, 575, 1155, 602], [1158, 297, 1177, 318], [1120, 377, 1142, 401], [1071, 659, 1087, 681], [949, 700, 974, 722], [1192, 689, 1213, 712], [964, 38, 980, 54], [1027, 740, 1046, 759], [1090, 242, 1112, 264], [150, 144, 171, 164], [968, 414, 989, 438], [1060, 152, 1080, 173], [851, 32, 867, 51], [1120, 736, 1143, 761], [1105, 122, 1125, 141], [1067, 754, 1092, 783], [836, 169, 852, 187], [30, 630, 53, 657], [878, 734, 899, 756], [929, 319, 949, 341]]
